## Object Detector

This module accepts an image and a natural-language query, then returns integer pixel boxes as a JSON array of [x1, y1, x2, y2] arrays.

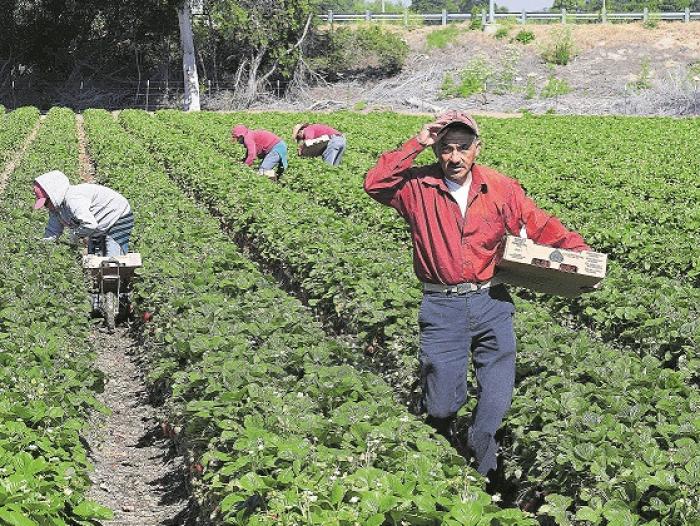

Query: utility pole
[[483, 0, 497, 33]]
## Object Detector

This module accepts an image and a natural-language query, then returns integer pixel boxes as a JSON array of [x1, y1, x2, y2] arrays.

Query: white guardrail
[[319, 8, 699, 25]]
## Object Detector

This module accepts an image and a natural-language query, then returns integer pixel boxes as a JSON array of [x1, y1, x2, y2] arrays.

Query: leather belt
[[423, 278, 499, 295]]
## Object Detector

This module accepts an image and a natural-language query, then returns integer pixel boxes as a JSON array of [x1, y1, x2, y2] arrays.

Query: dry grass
[[395, 20, 700, 53]]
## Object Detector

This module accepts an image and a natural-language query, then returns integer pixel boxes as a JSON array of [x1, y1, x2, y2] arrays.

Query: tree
[[199, 0, 315, 105], [177, 2, 200, 111]]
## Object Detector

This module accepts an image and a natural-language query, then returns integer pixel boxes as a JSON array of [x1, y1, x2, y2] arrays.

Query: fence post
[[328, 10, 333, 25], [442, 9, 447, 25], [403, 9, 408, 26], [643, 7, 648, 22], [481, 10, 487, 26], [521, 9, 526, 24], [365, 10, 371, 22], [561, 8, 566, 23], [145, 79, 150, 112], [685, 7, 690, 22], [276, 79, 280, 97], [601, 8, 607, 23]]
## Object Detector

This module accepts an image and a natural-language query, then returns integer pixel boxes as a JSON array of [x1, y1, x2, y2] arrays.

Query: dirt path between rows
[[77, 115, 195, 525], [0, 117, 42, 194], [84, 329, 192, 526], [76, 114, 96, 182]]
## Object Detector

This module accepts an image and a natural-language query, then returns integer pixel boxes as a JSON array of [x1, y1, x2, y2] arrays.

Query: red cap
[[434, 110, 479, 137], [33, 183, 49, 209]]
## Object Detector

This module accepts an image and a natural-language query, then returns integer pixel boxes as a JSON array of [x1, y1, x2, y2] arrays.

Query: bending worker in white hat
[[33, 170, 134, 256]]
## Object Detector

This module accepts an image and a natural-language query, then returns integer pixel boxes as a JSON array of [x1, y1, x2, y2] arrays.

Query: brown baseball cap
[[434, 110, 479, 137]]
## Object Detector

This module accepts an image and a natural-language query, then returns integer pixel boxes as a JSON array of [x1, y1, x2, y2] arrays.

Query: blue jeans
[[418, 285, 516, 475], [322, 135, 346, 166], [259, 141, 288, 174]]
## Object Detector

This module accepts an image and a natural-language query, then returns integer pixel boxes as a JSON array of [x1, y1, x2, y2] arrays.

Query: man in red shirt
[[364, 110, 589, 479], [292, 123, 346, 166], [231, 125, 288, 181]]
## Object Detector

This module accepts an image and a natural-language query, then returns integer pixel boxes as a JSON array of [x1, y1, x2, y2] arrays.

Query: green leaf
[[72, 500, 114, 520]]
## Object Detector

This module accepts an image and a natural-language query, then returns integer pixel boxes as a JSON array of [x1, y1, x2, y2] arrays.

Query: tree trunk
[[177, 2, 200, 112]]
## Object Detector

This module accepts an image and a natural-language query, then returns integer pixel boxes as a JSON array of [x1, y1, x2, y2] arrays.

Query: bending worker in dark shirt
[[364, 110, 590, 478]]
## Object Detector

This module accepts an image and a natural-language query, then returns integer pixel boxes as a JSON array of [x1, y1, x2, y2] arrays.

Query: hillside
[[263, 22, 700, 116]]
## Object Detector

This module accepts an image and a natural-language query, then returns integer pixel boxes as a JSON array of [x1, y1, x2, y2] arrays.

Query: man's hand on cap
[[416, 121, 445, 147]]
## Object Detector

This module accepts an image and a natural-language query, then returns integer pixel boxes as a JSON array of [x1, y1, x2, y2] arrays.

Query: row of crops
[[0, 108, 112, 523], [1, 106, 698, 525]]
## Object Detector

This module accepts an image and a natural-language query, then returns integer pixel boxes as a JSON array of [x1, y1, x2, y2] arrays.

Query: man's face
[[438, 139, 480, 181]]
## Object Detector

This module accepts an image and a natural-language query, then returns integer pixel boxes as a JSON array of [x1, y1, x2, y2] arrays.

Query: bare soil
[[84, 327, 193, 526], [76, 114, 96, 182], [255, 22, 700, 116]]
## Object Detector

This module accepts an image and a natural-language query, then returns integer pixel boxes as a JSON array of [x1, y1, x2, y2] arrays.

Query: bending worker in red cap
[[364, 111, 589, 481], [292, 123, 347, 166], [231, 124, 288, 181], [33, 170, 133, 256]]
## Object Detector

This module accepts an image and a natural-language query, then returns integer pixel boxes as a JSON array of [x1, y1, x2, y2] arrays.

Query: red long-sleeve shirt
[[364, 137, 590, 285], [302, 124, 341, 140], [240, 129, 282, 166]]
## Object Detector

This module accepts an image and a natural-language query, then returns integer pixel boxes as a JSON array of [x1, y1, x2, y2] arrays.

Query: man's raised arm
[[364, 120, 443, 209]]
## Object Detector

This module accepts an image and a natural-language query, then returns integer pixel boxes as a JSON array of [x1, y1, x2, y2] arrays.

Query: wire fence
[[0, 79, 294, 112], [321, 8, 700, 25]]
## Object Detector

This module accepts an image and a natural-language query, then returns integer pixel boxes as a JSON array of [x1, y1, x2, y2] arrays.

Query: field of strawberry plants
[[115, 109, 698, 525], [0, 107, 111, 524], [1, 105, 698, 526], [156, 110, 699, 375], [82, 109, 531, 525]]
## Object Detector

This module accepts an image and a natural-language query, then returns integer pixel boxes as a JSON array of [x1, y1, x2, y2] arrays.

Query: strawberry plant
[[0, 106, 39, 167]]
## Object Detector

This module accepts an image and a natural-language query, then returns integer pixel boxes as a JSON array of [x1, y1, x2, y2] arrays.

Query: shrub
[[643, 12, 660, 29], [494, 26, 510, 40], [441, 57, 492, 98], [310, 26, 408, 79], [492, 46, 521, 94], [469, 7, 483, 30], [513, 29, 535, 44], [426, 24, 461, 49], [627, 58, 653, 91], [541, 27, 576, 66], [541, 75, 572, 98], [524, 74, 537, 99]]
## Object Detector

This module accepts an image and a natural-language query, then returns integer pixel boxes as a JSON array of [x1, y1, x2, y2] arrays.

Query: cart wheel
[[103, 292, 116, 333]]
